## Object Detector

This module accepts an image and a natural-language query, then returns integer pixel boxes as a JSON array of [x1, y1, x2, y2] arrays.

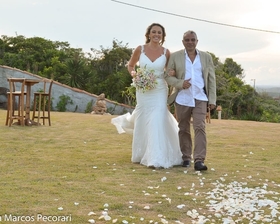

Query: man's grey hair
[[183, 30, 197, 39]]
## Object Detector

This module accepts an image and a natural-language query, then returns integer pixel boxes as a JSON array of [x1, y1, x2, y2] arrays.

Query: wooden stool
[[6, 78, 26, 126], [206, 105, 211, 124], [32, 80, 53, 126]]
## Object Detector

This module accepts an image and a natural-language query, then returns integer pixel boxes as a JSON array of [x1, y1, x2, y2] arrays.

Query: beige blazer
[[164, 49, 216, 106]]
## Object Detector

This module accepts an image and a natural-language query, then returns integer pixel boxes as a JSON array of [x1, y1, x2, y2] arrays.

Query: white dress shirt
[[175, 50, 208, 107]]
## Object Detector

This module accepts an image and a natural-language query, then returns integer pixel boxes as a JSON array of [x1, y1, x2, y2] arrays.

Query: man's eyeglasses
[[184, 38, 196, 42]]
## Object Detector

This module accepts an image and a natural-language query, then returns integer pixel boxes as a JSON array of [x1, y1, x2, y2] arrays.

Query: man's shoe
[[194, 161, 208, 171], [182, 160, 190, 167]]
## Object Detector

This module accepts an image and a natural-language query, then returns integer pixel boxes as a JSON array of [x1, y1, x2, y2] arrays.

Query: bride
[[111, 23, 182, 168]]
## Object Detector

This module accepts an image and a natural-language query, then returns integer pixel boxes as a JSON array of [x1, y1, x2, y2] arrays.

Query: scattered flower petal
[[177, 204, 185, 209]]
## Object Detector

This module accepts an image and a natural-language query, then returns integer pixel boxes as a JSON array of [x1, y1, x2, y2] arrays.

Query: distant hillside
[[256, 86, 280, 98]]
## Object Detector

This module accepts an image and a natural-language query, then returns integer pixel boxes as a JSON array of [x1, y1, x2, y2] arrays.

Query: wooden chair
[[206, 105, 211, 124], [5, 78, 26, 126], [32, 79, 53, 126]]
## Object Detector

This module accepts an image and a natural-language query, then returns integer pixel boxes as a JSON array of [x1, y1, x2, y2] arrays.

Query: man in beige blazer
[[164, 30, 216, 171]]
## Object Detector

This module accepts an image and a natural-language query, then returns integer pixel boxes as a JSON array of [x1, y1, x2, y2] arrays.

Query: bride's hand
[[131, 70, 136, 77], [168, 69, 176, 77]]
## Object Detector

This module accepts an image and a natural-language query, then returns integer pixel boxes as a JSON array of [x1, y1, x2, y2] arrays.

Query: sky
[[1, 0, 280, 87]]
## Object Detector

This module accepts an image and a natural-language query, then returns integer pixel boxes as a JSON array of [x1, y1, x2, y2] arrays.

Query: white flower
[[131, 66, 157, 92]]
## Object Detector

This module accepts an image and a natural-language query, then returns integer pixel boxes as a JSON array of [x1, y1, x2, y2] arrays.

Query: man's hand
[[209, 104, 216, 110], [182, 78, 191, 89], [168, 69, 176, 76]]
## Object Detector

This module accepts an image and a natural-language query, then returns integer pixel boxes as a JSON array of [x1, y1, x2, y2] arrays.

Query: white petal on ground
[[58, 207, 63, 211], [203, 179, 280, 222], [175, 221, 184, 224], [88, 219, 95, 223], [98, 214, 111, 221], [271, 208, 279, 218], [177, 204, 185, 209], [144, 206, 150, 210], [166, 198, 171, 203], [187, 209, 199, 219], [74, 202, 79, 205], [104, 215, 111, 221], [161, 177, 167, 182], [88, 211, 96, 216]]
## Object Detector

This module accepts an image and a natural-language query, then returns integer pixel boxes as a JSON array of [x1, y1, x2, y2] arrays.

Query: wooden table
[[24, 79, 40, 125]]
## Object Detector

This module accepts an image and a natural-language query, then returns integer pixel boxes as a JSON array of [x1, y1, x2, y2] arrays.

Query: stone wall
[[0, 65, 134, 115]]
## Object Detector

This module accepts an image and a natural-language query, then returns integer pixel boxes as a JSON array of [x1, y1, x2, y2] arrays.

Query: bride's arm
[[127, 46, 141, 76], [165, 49, 171, 68], [165, 49, 176, 76]]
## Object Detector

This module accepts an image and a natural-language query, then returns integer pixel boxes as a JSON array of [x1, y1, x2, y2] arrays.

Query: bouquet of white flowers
[[131, 66, 157, 93]]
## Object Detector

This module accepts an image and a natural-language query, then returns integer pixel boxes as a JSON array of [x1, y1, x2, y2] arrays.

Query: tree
[[88, 39, 132, 102], [223, 58, 244, 79], [1, 34, 279, 122]]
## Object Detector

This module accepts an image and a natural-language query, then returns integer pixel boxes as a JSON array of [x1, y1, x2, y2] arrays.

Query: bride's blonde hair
[[145, 23, 166, 45]]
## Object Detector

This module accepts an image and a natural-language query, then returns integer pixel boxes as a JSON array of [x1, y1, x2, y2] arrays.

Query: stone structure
[[0, 65, 133, 115], [216, 105, 222, 120], [0, 87, 9, 109], [91, 93, 107, 115]]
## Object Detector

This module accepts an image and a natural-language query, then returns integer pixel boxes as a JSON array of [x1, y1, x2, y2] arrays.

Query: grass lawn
[[0, 109, 280, 224]]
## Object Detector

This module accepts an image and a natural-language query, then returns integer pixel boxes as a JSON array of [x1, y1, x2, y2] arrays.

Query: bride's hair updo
[[145, 23, 166, 45]]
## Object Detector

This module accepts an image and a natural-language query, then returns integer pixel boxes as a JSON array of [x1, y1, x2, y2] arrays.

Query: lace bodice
[[139, 46, 167, 78]]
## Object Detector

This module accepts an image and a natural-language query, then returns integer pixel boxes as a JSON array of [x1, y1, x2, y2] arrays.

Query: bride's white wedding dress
[[111, 46, 182, 168]]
